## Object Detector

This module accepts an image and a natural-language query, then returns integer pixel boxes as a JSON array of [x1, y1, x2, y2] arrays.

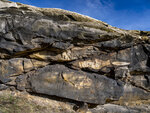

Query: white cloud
[[77, 0, 150, 31], [77, 0, 114, 21]]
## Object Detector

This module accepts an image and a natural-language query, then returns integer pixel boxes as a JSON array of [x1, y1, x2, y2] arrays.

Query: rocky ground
[[0, 0, 150, 113]]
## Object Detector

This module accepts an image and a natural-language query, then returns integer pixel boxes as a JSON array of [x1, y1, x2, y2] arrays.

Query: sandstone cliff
[[0, 0, 150, 113]]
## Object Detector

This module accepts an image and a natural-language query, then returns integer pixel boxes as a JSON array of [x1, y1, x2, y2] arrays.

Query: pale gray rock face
[[0, 0, 17, 8], [26, 64, 123, 104], [0, 0, 150, 113], [90, 104, 150, 113]]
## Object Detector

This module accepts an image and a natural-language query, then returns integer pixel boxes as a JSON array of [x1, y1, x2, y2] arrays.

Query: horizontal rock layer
[[0, 0, 150, 113]]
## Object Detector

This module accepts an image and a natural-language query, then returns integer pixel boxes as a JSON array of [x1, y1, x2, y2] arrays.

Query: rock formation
[[0, 0, 150, 113]]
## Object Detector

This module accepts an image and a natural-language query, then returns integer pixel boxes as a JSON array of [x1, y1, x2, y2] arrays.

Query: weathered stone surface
[[0, 58, 48, 83], [90, 104, 150, 113], [29, 46, 100, 62], [121, 84, 150, 101], [70, 52, 114, 73], [0, 0, 150, 112], [26, 64, 123, 104], [0, 84, 8, 90], [130, 75, 150, 91], [0, 58, 23, 83]]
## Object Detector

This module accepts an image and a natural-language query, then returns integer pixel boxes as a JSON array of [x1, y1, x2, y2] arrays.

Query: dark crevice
[[18, 6, 31, 11], [28, 92, 98, 109], [115, 77, 150, 93], [130, 71, 150, 75], [105, 98, 117, 104], [12, 46, 49, 58], [80, 67, 116, 80], [142, 45, 150, 67], [0, 80, 3, 84], [142, 44, 150, 56], [146, 56, 150, 67], [48, 61, 80, 72], [71, 37, 116, 46], [0, 48, 12, 56], [105, 67, 116, 79], [4, 84, 16, 88], [66, 14, 77, 21], [48, 61, 117, 81], [15, 38, 23, 45], [11, 42, 68, 58], [49, 60, 75, 65], [22, 59, 25, 73], [129, 81, 150, 92], [140, 31, 150, 36], [144, 75, 150, 86], [95, 43, 141, 53]]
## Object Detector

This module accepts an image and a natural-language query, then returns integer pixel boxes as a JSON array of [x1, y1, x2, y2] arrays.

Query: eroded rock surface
[[0, 0, 150, 113]]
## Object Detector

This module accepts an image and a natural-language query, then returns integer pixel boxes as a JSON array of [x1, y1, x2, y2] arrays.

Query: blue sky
[[10, 0, 150, 31]]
